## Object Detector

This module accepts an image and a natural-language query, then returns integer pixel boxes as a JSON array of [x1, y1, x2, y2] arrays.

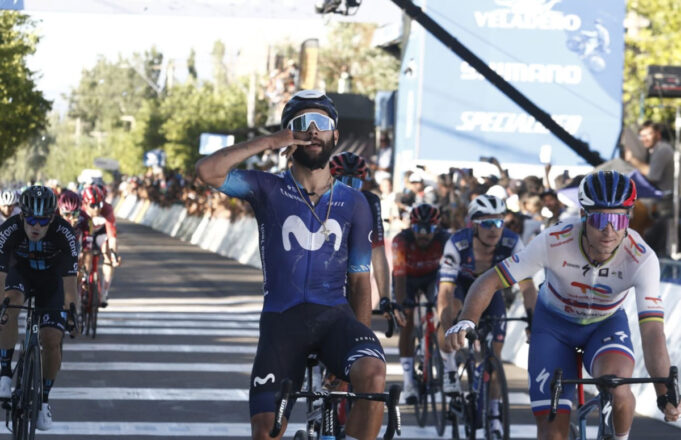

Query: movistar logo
[[253, 373, 275, 387], [282, 215, 342, 251]]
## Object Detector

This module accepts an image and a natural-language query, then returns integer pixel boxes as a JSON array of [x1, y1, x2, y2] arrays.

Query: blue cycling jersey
[[218, 169, 373, 313]]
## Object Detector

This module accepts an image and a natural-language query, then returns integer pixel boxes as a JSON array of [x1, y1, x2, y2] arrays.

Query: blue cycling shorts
[[528, 299, 634, 416]]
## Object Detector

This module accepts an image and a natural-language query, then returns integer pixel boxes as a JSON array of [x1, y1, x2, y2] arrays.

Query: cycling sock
[[441, 350, 457, 372], [490, 398, 501, 416], [614, 433, 629, 440], [400, 357, 414, 385], [43, 379, 54, 403], [0, 348, 14, 376]]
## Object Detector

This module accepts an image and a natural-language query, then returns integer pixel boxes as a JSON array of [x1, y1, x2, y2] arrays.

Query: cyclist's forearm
[[459, 269, 503, 324], [393, 274, 406, 305], [438, 282, 457, 329], [371, 247, 390, 300], [196, 133, 285, 187], [63, 276, 78, 308], [348, 272, 372, 327], [109, 237, 118, 254], [640, 321, 672, 396]]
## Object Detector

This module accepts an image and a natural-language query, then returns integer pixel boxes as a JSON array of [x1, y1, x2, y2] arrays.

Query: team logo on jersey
[[511, 254, 520, 263], [253, 373, 275, 387], [570, 281, 612, 297], [0, 223, 18, 254], [454, 240, 469, 251], [549, 224, 573, 240], [562, 260, 579, 269], [627, 235, 645, 256], [501, 237, 515, 248], [282, 215, 342, 251]]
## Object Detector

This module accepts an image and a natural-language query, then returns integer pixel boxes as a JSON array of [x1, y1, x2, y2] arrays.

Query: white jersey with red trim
[[494, 218, 663, 325]]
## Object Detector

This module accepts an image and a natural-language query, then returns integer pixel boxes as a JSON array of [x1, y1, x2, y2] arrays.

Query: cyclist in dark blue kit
[[196, 90, 386, 440], [0, 186, 79, 431]]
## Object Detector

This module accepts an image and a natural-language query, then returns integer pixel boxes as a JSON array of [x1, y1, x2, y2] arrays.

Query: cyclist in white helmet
[[0, 189, 21, 223]]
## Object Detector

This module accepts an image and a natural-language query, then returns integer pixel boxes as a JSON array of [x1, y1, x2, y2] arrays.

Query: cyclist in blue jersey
[[0, 186, 79, 431], [438, 195, 536, 438], [196, 90, 386, 440], [446, 171, 681, 439], [329, 152, 406, 327]]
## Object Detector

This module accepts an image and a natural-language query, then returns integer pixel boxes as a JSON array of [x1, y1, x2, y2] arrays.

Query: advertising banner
[[395, 0, 625, 175]]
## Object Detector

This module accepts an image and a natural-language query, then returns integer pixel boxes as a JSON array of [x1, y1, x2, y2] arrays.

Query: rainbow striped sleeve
[[638, 311, 664, 324], [495, 261, 517, 288]]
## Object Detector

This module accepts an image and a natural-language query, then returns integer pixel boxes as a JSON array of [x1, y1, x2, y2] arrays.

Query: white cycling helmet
[[0, 190, 19, 207], [468, 194, 506, 219]]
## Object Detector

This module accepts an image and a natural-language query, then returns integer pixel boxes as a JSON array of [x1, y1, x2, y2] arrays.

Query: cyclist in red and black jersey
[[392, 203, 450, 401], [58, 190, 93, 278], [82, 185, 120, 308]]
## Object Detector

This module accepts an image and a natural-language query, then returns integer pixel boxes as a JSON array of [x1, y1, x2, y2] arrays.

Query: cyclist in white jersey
[[0, 190, 21, 223], [445, 171, 680, 439]]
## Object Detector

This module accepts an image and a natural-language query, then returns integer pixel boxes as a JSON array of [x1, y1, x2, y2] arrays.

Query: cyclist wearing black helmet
[[0, 185, 79, 431], [196, 90, 386, 440]]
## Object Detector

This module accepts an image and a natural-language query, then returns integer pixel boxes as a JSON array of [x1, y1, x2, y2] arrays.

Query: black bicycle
[[0, 297, 77, 440], [549, 365, 680, 440], [448, 316, 529, 440], [269, 359, 402, 440]]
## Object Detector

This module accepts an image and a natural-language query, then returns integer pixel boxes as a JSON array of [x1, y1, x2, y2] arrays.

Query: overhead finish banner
[[395, 0, 625, 170]]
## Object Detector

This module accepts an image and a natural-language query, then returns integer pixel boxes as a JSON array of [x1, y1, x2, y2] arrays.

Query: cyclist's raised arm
[[195, 130, 310, 188]]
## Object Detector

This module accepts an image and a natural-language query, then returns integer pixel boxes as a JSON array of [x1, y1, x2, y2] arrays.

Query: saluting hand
[[277, 130, 312, 159]]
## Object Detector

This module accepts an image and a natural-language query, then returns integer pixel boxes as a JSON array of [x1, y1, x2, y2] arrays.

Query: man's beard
[[292, 137, 335, 170]]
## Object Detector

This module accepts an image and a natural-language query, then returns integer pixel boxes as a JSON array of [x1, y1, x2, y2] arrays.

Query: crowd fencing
[[114, 195, 681, 428]]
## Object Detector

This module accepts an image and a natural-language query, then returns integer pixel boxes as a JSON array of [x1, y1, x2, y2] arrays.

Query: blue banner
[[0, 0, 23, 10], [395, 0, 625, 173]]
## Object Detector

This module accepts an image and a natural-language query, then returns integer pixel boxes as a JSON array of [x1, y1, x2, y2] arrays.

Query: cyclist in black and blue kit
[[196, 90, 386, 440], [0, 186, 79, 431]]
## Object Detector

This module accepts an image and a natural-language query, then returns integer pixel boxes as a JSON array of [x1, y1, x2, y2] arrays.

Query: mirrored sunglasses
[[473, 218, 504, 229], [25, 215, 51, 227], [287, 112, 335, 132], [61, 210, 80, 218], [411, 223, 437, 235], [338, 176, 363, 190], [89, 202, 103, 209], [586, 212, 630, 231]]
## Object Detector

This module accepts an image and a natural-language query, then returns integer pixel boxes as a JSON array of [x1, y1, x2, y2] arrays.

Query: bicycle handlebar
[[269, 379, 292, 438], [549, 366, 680, 421], [269, 380, 402, 439], [372, 308, 396, 338], [0, 300, 79, 337]]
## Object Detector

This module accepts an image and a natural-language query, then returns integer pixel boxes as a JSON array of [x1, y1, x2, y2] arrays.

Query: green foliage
[[67, 48, 162, 132], [159, 80, 248, 172], [624, 0, 681, 127], [318, 23, 400, 98], [0, 11, 51, 164]]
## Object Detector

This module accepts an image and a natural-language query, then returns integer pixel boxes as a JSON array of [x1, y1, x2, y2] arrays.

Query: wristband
[[445, 319, 476, 338]]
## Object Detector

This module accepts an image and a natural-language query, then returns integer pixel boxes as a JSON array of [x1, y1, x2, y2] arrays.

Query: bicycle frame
[[549, 366, 680, 440], [271, 378, 401, 440]]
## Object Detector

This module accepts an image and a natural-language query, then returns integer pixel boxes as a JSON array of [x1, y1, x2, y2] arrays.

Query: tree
[[67, 48, 163, 133], [160, 80, 248, 172], [318, 23, 400, 98], [0, 12, 51, 164], [623, 1, 681, 128]]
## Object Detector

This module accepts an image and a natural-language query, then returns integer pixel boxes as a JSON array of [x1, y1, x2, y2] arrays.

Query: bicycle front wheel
[[14, 344, 42, 440], [89, 280, 100, 338], [429, 336, 446, 436], [482, 355, 509, 440]]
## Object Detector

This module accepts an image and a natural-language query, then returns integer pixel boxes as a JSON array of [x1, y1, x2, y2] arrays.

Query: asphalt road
[[5, 220, 678, 439]]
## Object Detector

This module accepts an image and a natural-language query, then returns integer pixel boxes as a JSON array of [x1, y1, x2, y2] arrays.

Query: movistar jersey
[[495, 218, 662, 325], [218, 169, 373, 312]]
